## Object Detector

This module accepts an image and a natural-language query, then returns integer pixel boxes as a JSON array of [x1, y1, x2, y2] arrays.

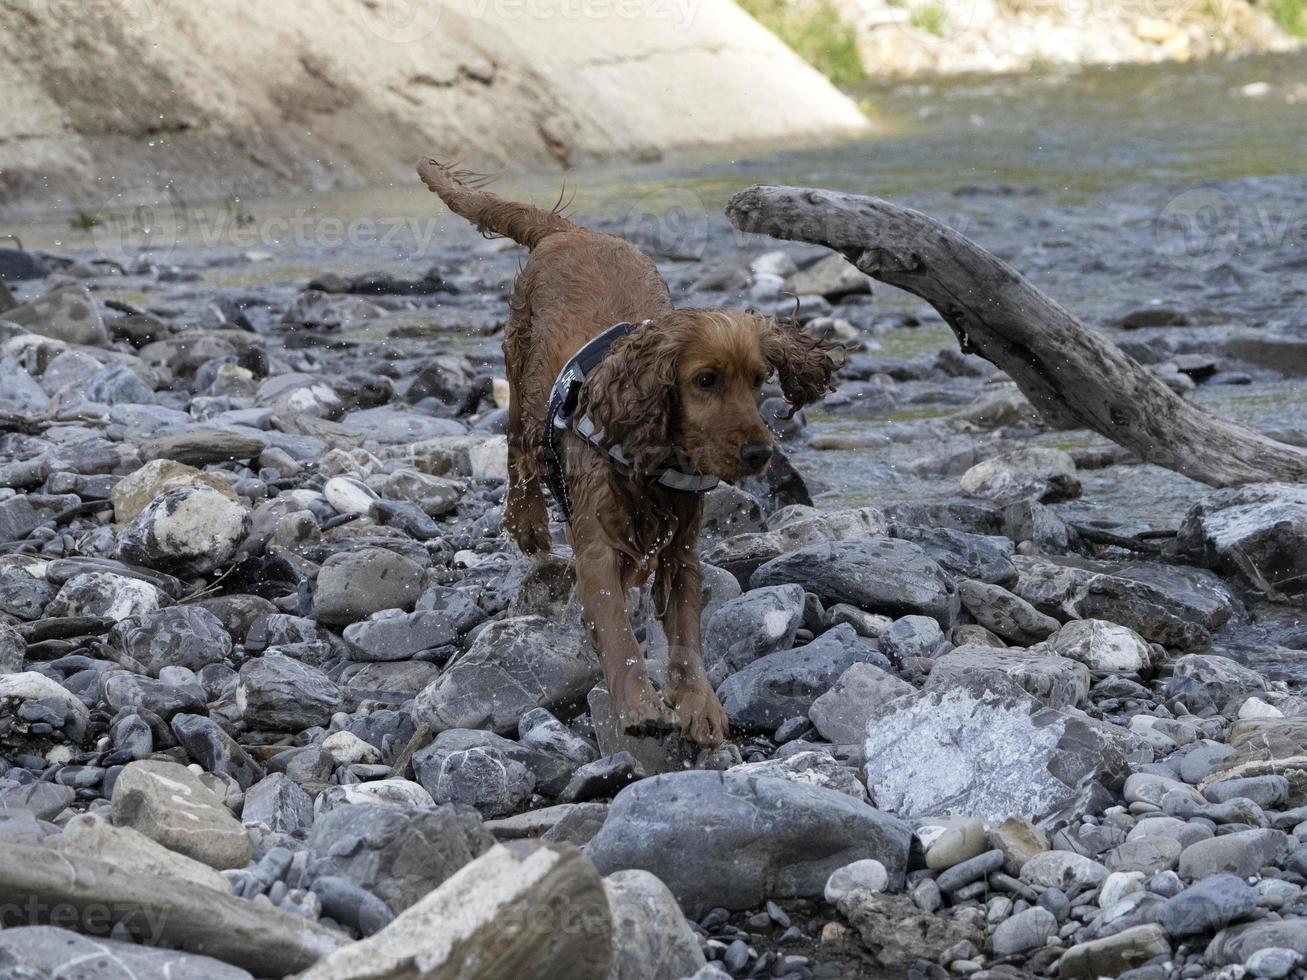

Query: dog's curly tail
[[418, 158, 572, 249]]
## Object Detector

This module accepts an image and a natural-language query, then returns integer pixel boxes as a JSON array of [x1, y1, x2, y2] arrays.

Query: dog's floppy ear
[[578, 322, 678, 476], [759, 314, 843, 414]]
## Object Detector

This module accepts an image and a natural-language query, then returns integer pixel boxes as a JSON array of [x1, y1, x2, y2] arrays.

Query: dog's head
[[578, 309, 842, 483]]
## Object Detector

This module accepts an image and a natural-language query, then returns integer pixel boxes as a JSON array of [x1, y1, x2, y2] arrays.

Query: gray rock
[[750, 537, 960, 629], [958, 578, 1060, 644], [306, 802, 493, 913], [111, 759, 252, 870], [836, 890, 981, 972], [585, 770, 911, 914], [604, 869, 707, 980], [1011, 555, 1236, 651], [1165, 654, 1269, 714], [1205, 775, 1290, 808], [1106, 837, 1183, 874], [1178, 828, 1289, 880], [863, 683, 1132, 827], [416, 727, 576, 795], [702, 584, 805, 686], [237, 652, 341, 732], [729, 750, 869, 802], [1177, 482, 1307, 598], [1020, 851, 1108, 890], [1041, 618, 1152, 675], [937, 848, 1004, 892], [296, 844, 611, 980], [5, 284, 109, 345], [886, 523, 1018, 587], [313, 547, 425, 625], [52, 813, 231, 894], [414, 744, 536, 817], [808, 661, 914, 744], [824, 859, 889, 902], [411, 616, 598, 735], [0, 566, 55, 620], [0, 926, 253, 980], [310, 874, 395, 936], [991, 906, 1057, 956], [1208, 920, 1307, 967], [241, 772, 314, 834], [0, 843, 343, 974], [927, 645, 1090, 709], [117, 485, 249, 577], [1158, 874, 1256, 937], [519, 708, 599, 767], [1245, 947, 1302, 979], [0, 356, 49, 413], [716, 624, 890, 733], [111, 605, 233, 675], [878, 614, 948, 661], [82, 363, 155, 405], [101, 670, 207, 720], [1059, 925, 1171, 980], [171, 713, 265, 789], [342, 609, 460, 661], [960, 447, 1081, 505], [561, 753, 645, 803], [45, 570, 165, 622], [0, 781, 74, 821], [0, 671, 90, 751]]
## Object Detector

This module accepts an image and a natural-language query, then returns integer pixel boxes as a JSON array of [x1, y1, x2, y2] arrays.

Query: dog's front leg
[[572, 532, 670, 736], [658, 553, 729, 748]]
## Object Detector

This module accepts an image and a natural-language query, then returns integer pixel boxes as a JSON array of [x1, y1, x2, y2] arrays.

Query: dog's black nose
[[741, 442, 773, 471]]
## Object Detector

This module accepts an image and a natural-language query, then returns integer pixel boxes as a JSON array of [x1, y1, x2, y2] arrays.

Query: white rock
[[1042, 619, 1151, 674], [321, 731, 382, 766], [322, 476, 379, 518], [1239, 696, 1284, 720], [824, 859, 888, 903], [46, 572, 165, 622], [1099, 871, 1145, 909], [468, 435, 508, 481], [0, 672, 89, 729]]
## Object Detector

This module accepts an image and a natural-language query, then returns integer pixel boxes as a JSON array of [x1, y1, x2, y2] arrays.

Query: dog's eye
[[753, 373, 766, 388], [694, 372, 718, 390]]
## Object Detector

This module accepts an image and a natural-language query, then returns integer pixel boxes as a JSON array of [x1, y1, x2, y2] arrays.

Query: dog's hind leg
[[502, 295, 552, 556]]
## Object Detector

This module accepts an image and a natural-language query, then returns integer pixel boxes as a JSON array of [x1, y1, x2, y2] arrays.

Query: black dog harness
[[543, 321, 719, 523]]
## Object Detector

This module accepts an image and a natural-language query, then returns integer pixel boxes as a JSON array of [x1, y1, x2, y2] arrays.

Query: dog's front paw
[[615, 677, 673, 738], [668, 681, 729, 749]]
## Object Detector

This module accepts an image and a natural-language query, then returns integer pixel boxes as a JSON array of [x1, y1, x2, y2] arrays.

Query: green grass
[[1269, 0, 1307, 36], [908, 1, 947, 36], [739, 0, 866, 86]]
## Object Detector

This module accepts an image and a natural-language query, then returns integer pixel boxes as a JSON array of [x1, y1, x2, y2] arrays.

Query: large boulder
[[4, 284, 108, 345], [702, 584, 805, 687], [0, 927, 253, 980], [603, 870, 707, 980], [237, 652, 341, 732], [585, 770, 911, 914], [411, 616, 599, 735], [305, 803, 494, 913], [926, 646, 1091, 709], [0, 844, 342, 975], [111, 760, 252, 870], [863, 682, 1134, 827], [116, 485, 249, 577], [750, 537, 959, 629], [297, 844, 612, 980], [313, 547, 426, 625], [716, 624, 890, 733], [960, 448, 1080, 505], [110, 605, 233, 675], [1177, 482, 1307, 599]]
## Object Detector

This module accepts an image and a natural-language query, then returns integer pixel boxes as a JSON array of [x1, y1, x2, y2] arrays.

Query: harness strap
[[541, 321, 719, 524]]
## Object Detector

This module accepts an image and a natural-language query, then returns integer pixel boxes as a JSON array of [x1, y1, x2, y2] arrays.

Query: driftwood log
[[725, 185, 1307, 488]]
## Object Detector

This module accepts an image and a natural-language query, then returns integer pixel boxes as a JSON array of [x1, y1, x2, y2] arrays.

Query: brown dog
[[419, 159, 838, 746]]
